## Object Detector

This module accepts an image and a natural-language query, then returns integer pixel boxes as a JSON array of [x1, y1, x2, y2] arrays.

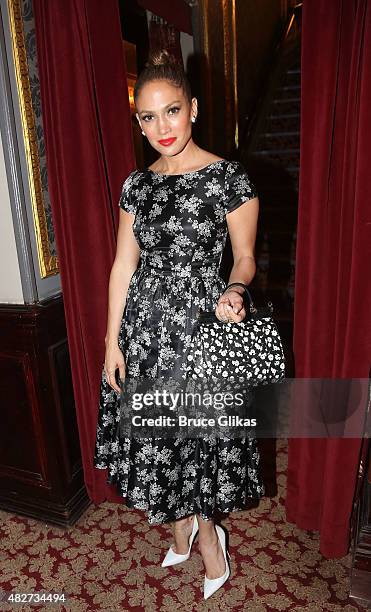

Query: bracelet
[[225, 282, 247, 293]]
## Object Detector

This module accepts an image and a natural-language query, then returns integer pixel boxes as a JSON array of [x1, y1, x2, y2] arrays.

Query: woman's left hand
[[215, 289, 246, 323]]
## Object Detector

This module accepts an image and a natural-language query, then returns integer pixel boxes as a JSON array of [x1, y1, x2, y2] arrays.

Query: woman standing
[[94, 50, 264, 600]]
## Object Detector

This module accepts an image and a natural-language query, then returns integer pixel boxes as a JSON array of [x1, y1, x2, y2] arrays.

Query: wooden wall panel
[[191, 0, 283, 157], [235, 0, 282, 146], [0, 296, 90, 526], [0, 350, 48, 485]]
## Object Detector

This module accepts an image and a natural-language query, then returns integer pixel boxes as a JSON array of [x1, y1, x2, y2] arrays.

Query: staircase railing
[[238, 3, 302, 162]]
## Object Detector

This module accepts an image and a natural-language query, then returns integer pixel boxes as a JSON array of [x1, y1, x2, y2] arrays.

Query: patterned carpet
[[0, 440, 369, 611]]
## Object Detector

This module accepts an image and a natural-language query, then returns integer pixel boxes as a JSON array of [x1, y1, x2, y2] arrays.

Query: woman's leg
[[197, 515, 227, 579], [171, 514, 227, 579], [172, 515, 195, 554]]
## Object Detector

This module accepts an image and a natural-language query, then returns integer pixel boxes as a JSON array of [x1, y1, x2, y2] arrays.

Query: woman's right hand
[[104, 343, 126, 394]]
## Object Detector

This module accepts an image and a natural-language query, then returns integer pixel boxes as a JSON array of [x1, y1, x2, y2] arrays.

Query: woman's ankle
[[173, 515, 194, 533], [198, 527, 218, 547]]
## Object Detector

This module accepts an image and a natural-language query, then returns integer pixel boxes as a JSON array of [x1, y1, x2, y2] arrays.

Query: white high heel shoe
[[203, 524, 230, 599], [161, 515, 199, 567]]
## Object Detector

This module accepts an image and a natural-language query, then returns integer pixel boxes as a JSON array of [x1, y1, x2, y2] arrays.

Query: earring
[[141, 130, 146, 135], [191, 116, 196, 123]]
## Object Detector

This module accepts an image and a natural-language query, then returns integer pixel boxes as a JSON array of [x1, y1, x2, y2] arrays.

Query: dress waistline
[[138, 255, 220, 277]]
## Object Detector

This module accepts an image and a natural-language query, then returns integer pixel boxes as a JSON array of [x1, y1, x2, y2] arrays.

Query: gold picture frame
[[8, 0, 58, 278], [7, 2, 137, 279]]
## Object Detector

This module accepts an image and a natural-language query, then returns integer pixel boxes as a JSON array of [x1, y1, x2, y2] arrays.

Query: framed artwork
[[7, 0, 58, 278], [6, 2, 139, 279]]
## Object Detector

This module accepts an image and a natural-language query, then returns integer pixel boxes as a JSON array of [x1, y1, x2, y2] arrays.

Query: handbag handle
[[197, 283, 275, 321], [224, 283, 257, 314]]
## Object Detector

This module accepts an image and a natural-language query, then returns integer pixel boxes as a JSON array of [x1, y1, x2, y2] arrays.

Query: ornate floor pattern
[[0, 440, 369, 611]]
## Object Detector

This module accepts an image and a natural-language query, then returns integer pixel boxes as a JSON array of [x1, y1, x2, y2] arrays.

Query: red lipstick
[[158, 137, 177, 146]]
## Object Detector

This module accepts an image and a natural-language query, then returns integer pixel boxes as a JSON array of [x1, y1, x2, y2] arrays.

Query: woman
[[94, 49, 264, 600]]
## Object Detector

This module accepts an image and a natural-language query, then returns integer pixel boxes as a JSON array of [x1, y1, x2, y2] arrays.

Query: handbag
[[189, 285, 286, 387]]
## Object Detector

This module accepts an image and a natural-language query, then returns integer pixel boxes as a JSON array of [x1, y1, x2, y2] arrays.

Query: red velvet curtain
[[286, 0, 371, 558], [33, 0, 136, 503]]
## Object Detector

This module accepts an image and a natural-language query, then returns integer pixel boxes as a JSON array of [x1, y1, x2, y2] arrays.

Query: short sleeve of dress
[[118, 170, 138, 215], [223, 161, 258, 214]]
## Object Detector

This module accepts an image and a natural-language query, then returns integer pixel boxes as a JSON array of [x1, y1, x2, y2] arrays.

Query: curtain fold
[[33, 0, 136, 503], [286, 0, 371, 558]]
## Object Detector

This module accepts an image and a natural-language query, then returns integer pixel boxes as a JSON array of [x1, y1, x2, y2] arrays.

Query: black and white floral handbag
[[189, 286, 286, 387]]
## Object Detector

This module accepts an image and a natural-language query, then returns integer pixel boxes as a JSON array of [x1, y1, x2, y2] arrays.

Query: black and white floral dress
[[93, 159, 265, 524]]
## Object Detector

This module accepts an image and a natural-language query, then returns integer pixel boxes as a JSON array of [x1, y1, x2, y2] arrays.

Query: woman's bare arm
[[215, 196, 259, 322], [103, 208, 140, 394]]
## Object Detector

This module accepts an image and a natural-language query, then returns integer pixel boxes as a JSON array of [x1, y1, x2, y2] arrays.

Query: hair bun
[[147, 49, 179, 68], [135, 47, 191, 106]]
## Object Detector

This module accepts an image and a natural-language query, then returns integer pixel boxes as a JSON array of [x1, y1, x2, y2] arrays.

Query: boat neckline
[[145, 159, 228, 177]]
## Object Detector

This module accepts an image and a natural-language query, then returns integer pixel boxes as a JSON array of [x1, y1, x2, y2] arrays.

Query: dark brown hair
[[134, 49, 192, 107]]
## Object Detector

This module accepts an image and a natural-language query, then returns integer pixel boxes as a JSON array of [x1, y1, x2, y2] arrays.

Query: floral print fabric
[[93, 159, 265, 524]]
